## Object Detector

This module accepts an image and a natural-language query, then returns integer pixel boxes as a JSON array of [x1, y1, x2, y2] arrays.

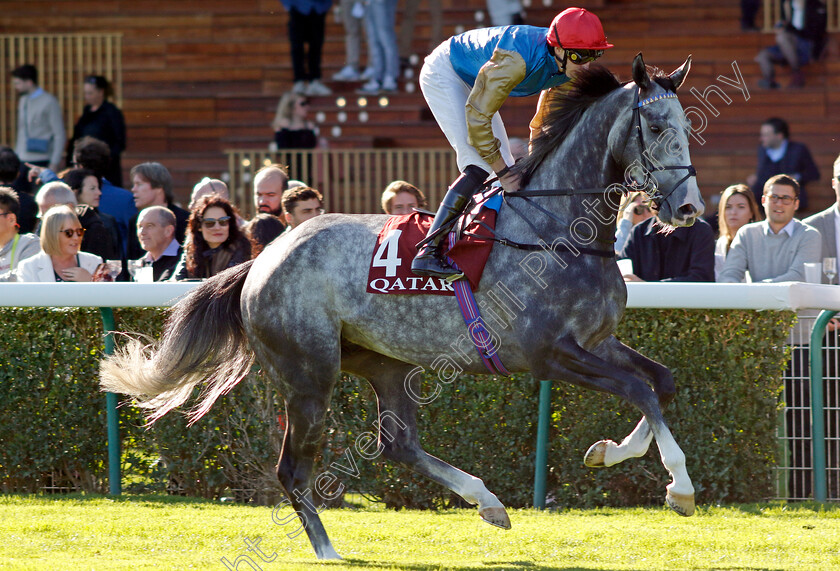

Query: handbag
[[26, 137, 50, 154]]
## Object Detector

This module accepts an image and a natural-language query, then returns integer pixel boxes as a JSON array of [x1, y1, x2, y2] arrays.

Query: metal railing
[[225, 148, 458, 219], [0, 33, 123, 148]]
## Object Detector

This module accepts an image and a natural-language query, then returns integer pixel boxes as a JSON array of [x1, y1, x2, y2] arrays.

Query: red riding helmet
[[547, 7, 614, 50]]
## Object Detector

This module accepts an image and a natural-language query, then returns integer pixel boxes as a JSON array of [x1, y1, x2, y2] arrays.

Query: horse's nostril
[[678, 204, 696, 218]]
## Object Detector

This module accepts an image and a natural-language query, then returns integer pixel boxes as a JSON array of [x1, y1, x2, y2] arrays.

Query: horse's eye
[[650, 124, 662, 134]]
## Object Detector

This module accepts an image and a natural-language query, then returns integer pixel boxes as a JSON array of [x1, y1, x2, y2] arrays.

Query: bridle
[[630, 86, 696, 211], [461, 84, 697, 257]]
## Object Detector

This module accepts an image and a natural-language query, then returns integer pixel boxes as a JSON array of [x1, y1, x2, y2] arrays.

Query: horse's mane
[[513, 64, 676, 184]]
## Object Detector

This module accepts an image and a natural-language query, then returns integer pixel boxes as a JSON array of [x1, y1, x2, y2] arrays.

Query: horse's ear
[[668, 55, 692, 92], [632, 53, 650, 90]]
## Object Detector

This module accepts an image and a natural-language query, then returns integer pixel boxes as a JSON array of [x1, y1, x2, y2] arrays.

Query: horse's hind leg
[[250, 334, 342, 560], [584, 336, 676, 469], [342, 348, 511, 529], [540, 336, 694, 516]]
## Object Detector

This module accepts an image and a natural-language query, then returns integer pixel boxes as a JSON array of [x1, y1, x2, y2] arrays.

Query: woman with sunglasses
[[16, 204, 103, 282], [412, 7, 613, 280], [171, 195, 250, 280]]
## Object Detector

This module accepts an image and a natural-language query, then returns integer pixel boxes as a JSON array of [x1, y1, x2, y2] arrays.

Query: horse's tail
[[99, 260, 256, 424]]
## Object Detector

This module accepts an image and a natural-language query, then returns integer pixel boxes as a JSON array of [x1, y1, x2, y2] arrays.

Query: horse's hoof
[[666, 490, 695, 517], [479, 507, 511, 529], [584, 440, 610, 467]]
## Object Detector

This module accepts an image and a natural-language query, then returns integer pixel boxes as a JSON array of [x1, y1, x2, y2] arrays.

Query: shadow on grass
[[337, 561, 596, 571], [699, 501, 840, 515]]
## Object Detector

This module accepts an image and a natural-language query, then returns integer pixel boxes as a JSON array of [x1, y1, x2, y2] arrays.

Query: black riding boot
[[411, 165, 487, 280]]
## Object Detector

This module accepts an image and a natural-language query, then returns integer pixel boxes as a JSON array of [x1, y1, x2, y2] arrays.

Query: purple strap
[[445, 233, 509, 375]]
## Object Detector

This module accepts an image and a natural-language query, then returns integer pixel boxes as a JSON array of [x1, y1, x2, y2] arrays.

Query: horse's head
[[617, 53, 704, 227]]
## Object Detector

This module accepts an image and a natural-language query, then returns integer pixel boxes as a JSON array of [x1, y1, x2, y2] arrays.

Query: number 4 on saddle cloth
[[367, 189, 509, 374], [367, 190, 503, 296]]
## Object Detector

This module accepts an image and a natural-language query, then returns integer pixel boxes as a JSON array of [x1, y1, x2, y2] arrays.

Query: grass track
[[2, 494, 839, 570]]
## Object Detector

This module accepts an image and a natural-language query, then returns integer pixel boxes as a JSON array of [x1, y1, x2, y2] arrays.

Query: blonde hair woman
[[16, 205, 102, 282], [272, 91, 317, 150], [715, 183, 761, 279]]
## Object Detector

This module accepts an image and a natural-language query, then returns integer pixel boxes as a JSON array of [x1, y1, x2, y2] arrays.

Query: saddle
[[366, 190, 502, 296]]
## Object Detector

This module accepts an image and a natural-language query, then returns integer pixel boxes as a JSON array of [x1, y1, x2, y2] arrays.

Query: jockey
[[411, 7, 613, 280]]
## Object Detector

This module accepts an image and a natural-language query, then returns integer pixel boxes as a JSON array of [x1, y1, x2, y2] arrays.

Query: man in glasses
[[719, 174, 821, 283], [412, 7, 613, 280]]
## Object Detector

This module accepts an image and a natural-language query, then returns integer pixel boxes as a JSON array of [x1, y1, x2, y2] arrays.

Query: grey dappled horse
[[101, 54, 703, 560]]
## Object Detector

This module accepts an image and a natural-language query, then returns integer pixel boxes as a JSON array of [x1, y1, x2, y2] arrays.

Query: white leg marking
[[603, 417, 654, 466]]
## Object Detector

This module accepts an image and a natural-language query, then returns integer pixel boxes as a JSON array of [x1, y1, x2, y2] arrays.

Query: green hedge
[[0, 307, 794, 508]]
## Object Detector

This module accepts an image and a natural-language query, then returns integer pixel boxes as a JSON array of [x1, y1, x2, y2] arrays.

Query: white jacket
[[16, 250, 103, 282]]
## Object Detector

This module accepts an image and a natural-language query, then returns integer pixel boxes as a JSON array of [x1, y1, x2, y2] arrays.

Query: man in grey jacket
[[718, 174, 821, 283], [11, 64, 65, 173], [803, 153, 840, 279]]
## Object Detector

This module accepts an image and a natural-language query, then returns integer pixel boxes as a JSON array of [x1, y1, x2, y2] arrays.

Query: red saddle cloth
[[366, 196, 499, 296]]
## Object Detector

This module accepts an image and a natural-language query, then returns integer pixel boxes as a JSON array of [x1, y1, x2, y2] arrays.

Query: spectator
[[127, 162, 189, 259], [280, 0, 333, 96], [134, 206, 182, 282], [715, 184, 762, 280], [245, 213, 286, 256], [34, 180, 118, 261], [398, 0, 442, 66], [747, 117, 819, 211], [614, 191, 654, 254], [486, 0, 524, 27], [16, 204, 102, 282], [740, 0, 761, 31], [719, 174, 821, 283], [62, 167, 121, 259], [68, 75, 126, 188], [381, 180, 427, 214], [171, 195, 251, 280], [756, 0, 827, 89], [803, 152, 840, 274], [31, 136, 137, 250], [357, 0, 399, 94], [619, 216, 715, 282], [72, 136, 136, 247], [272, 92, 318, 150], [332, 0, 374, 82], [281, 185, 324, 232], [0, 146, 37, 234], [11, 64, 65, 173], [254, 164, 289, 217], [0, 186, 40, 280], [189, 177, 229, 210]]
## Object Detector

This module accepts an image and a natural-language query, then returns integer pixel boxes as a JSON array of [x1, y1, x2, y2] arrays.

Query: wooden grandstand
[[1, 0, 837, 213]]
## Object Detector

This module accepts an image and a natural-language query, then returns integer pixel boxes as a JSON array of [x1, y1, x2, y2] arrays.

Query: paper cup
[[803, 262, 822, 284]]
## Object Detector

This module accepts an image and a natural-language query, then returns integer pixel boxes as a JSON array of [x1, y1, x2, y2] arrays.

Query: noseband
[[631, 86, 696, 211]]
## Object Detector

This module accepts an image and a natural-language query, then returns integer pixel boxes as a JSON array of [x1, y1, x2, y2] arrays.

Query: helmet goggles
[[566, 48, 604, 65]]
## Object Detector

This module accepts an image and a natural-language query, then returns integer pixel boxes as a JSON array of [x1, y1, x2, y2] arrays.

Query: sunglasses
[[297, 99, 309, 106], [201, 216, 231, 228], [61, 228, 86, 238], [765, 194, 796, 205], [566, 49, 604, 65]]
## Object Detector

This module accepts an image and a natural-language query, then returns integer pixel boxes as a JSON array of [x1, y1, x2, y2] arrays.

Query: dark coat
[[126, 202, 190, 260], [619, 217, 715, 282], [751, 140, 819, 210]]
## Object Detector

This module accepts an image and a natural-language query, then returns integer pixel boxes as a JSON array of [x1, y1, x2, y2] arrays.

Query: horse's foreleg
[[585, 336, 675, 468], [539, 336, 694, 516], [344, 351, 511, 529]]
